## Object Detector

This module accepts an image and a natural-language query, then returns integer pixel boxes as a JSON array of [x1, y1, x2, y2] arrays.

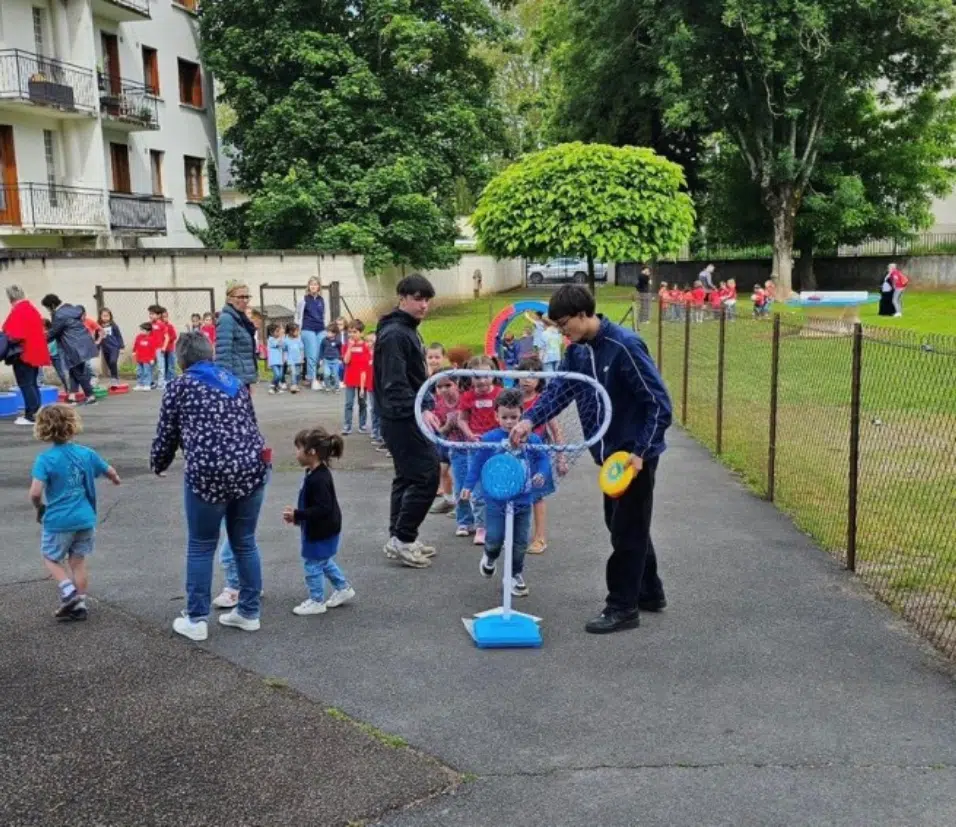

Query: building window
[[43, 129, 57, 205], [142, 47, 159, 95], [32, 8, 46, 56], [174, 0, 200, 11], [150, 150, 164, 196], [110, 143, 131, 194], [178, 59, 203, 108], [184, 155, 204, 201]]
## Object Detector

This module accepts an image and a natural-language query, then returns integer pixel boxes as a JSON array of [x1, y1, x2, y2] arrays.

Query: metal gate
[[257, 281, 343, 333]]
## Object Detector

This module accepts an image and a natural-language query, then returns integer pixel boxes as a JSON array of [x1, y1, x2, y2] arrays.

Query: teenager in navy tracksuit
[[513, 285, 672, 634]]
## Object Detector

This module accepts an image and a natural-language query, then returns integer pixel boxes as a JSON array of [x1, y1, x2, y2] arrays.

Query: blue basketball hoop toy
[[415, 369, 612, 649]]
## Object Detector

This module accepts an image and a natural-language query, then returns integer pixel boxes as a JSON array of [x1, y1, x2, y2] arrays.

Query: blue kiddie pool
[[786, 291, 879, 308], [0, 392, 18, 417]]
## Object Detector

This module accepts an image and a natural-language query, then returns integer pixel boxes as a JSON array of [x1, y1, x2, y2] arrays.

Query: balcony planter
[[28, 77, 76, 110]]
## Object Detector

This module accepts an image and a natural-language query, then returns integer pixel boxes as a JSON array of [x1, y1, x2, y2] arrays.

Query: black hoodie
[[373, 308, 427, 420]]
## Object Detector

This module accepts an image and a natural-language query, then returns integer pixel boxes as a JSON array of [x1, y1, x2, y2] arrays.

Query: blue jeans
[[370, 398, 382, 440], [343, 386, 367, 431], [164, 351, 177, 379], [270, 364, 283, 389], [450, 450, 474, 528], [323, 358, 340, 390], [544, 361, 559, 372], [154, 353, 166, 386], [136, 363, 152, 386], [13, 361, 40, 420], [183, 482, 265, 621], [219, 536, 240, 590], [301, 330, 320, 381], [304, 556, 349, 601], [471, 480, 485, 529], [288, 363, 299, 386], [484, 500, 531, 576]]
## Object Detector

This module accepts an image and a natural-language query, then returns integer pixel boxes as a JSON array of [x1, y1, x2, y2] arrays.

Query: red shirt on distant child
[[150, 319, 168, 352], [522, 393, 548, 439], [164, 322, 178, 354], [343, 340, 372, 389], [433, 395, 467, 442], [133, 332, 157, 364], [200, 323, 216, 346], [691, 287, 706, 307], [460, 385, 502, 435], [709, 289, 723, 310]]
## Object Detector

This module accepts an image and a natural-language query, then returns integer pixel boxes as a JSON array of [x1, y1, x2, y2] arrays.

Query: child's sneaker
[[280, 383, 288, 390], [455, 525, 472, 537], [511, 574, 529, 598], [218, 609, 260, 631], [479, 553, 496, 578], [429, 499, 454, 515], [54, 588, 82, 618], [212, 588, 239, 609], [326, 586, 355, 608], [173, 613, 208, 641], [268, 387, 277, 395], [473, 528, 486, 546], [357, 426, 369, 434], [290, 387, 299, 394], [342, 428, 352, 436], [383, 537, 431, 568], [311, 379, 321, 391], [68, 603, 89, 621], [293, 598, 327, 616]]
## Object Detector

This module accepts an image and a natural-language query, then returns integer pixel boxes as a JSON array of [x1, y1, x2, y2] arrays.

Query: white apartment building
[[0, 0, 216, 250]]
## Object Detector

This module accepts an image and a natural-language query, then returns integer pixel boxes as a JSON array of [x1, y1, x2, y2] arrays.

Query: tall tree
[[199, 0, 504, 272], [545, 0, 956, 290]]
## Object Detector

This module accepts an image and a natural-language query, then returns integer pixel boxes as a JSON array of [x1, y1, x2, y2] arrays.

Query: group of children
[[130, 305, 217, 391], [657, 278, 777, 322]]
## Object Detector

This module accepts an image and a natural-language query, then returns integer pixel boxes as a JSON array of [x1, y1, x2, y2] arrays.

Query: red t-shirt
[[200, 323, 216, 346], [434, 395, 467, 442], [460, 386, 502, 435], [522, 393, 547, 438], [164, 322, 178, 353], [753, 289, 767, 307], [133, 333, 157, 364], [691, 287, 706, 307], [150, 320, 168, 351], [709, 290, 723, 309], [343, 341, 372, 388]]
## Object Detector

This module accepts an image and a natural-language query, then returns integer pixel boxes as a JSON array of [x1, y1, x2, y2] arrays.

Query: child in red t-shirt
[[690, 280, 706, 323], [200, 311, 217, 349], [147, 305, 168, 387], [132, 322, 157, 391], [708, 284, 724, 318], [342, 320, 371, 435], [161, 310, 178, 381], [658, 281, 671, 320], [459, 355, 502, 545], [752, 284, 768, 318]]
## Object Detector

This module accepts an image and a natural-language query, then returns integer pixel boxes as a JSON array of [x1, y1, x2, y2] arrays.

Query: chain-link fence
[[652, 299, 956, 659]]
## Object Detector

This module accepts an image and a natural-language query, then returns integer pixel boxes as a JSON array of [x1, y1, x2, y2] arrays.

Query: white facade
[[0, 0, 216, 249]]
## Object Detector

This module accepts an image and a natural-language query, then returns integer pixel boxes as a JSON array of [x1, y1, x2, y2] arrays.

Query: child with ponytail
[[282, 427, 355, 616]]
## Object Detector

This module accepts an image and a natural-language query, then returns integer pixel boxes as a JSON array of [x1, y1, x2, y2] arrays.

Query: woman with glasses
[[215, 282, 259, 387]]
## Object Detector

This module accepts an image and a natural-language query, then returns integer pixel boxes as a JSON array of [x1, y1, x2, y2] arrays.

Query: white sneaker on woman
[[173, 614, 208, 641], [212, 588, 239, 609], [218, 609, 260, 631]]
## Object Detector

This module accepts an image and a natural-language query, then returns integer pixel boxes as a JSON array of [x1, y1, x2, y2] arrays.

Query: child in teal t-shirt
[[29, 404, 121, 620]]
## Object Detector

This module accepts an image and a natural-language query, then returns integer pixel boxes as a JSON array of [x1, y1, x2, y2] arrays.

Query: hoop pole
[[502, 502, 514, 620]]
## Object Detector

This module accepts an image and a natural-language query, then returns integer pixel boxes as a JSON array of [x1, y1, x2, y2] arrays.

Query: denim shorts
[[41, 528, 95, 563]]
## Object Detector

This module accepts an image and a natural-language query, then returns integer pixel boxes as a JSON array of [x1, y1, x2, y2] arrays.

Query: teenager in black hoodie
[[373, 274, 439, 569]]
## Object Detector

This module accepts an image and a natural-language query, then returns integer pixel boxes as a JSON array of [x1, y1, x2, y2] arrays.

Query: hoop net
[[414, 369, 612, 500]]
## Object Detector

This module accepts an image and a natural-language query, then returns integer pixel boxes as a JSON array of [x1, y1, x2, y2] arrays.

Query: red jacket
[[890, 269, 909, 290], [2, 299, 51, 368]]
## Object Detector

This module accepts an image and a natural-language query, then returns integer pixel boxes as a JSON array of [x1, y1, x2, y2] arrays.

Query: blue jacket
[[99, 322, 125, 353], [296, 294, 326, 333], [525, 316, 671, 465], [46, 303, 98, 369], [285, 336, 304, 365], [267, 336, 286, 367], [464, 430, 551, 506], [320, 335, 341, 362], [214, 304, 259, 385]]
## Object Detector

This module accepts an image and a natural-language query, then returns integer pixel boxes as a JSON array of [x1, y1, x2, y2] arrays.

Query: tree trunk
[[769, 198, 796, 296], [587, 252, 596, 294], [793, 240, 816, 291]]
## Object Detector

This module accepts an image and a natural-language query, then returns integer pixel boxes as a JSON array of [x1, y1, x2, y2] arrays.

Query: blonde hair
[[34, 404, 82, 444], [226, 281, 249, 298]]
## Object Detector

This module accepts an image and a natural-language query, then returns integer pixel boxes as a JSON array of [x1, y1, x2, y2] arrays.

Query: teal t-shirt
[[32, 444, 109, 532]]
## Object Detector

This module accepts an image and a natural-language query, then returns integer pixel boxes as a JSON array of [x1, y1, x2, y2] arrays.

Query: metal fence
[[0, 49, 98, 112], [109, 193, 166, 232], [99, 75, 160, 129], [1, 183, 107, 230], [640, 300, 956, 658]]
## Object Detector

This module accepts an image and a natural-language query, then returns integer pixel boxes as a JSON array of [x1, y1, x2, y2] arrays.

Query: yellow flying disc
[[599, 451, 635, 498]]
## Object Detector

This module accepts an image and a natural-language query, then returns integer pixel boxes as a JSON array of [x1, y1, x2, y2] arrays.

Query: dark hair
[[148, 304, 163, 315], [267, 323, 282, 337], [327, 323, 338, 335], [99, 307, 114, 322], [434, 367, 459, 385], [495, 388, 524, 411], [349, 319, 365, 333], [428, 342, 446, 354], [158, 307, 168, 315], [41, 294, 61, 312], [285, 322, 299, 335], [140, 322, 152, 332], [518, 356, 545, 392], [548, 285, 595, 320], [294, 427, 345, 462], [191, 313, 201, 321], [396, 273, 435, 300]]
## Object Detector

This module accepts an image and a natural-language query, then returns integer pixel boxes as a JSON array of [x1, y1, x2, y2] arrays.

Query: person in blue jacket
[[295, 277, 326, 390], [214, 283, 259, 387], [97, 307, 125, 387], [511, 284, 672, 634]]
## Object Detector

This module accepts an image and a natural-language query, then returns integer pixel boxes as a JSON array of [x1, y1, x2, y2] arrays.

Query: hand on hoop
[[531, 473, 545, 488], [510, 419, 533, 447], [422, 411, 441, 432]]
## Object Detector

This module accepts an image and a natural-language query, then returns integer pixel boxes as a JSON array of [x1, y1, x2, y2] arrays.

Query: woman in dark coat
[[214, 282, 259, 386], [41, 294, 98, 405]]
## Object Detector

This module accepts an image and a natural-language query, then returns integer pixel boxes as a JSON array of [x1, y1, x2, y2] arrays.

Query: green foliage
[[184, 153, 249, 249], [199, 0, 504, 271], [473, 142, 695, 276]]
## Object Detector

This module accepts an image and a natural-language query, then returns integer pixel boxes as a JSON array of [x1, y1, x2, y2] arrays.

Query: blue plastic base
[[471, 613, 543, 649]]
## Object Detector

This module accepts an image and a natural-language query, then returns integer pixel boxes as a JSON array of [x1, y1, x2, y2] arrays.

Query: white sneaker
[[268, 388, 277, 394], [455, 525, 472, 537], [14, 416, 34, 426], [218, 609, 260, 631], [311, 380, 321, 391], [511, 574, 530, 598], [479, 553, 496, 578], [293, 598, 327, 616], [173, 614, 208, 641], [383, 537, 431, 568], [212, 588, 239, 609], [411, 540, 437, 559], [280, 383, 288, 390], [326, 586, 355, 608]]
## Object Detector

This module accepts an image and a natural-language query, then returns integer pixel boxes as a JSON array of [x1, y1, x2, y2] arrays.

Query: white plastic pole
[[502, 501, 514, 620]]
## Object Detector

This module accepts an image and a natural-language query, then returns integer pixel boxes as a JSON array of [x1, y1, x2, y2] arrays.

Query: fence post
[[716, 305, 726, 455], [206, 288, 215, 315], [93, 285, 104, 315], [681, 301, 691, 425], [656, 296, 663, 371], [328, 281, 341, 321], [847, 323, 863, 572], [258, 283, 268, 331], [767, 313, 781, 502], [632, 298, 639, 332]]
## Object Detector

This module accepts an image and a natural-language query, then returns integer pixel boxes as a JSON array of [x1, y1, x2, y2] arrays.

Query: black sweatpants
[[68, 362, 94, 399], [602, 456, 664, 612], [382, 416, 441, 544]]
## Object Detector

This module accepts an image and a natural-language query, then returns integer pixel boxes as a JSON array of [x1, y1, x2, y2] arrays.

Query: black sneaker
[[479, 554, 496, 578], [55, 591, 82, 618], [584, 608, 640, 635], [67, 604, 89, 622], [83, 397, 97, 406], [638, 597, 667, 613]]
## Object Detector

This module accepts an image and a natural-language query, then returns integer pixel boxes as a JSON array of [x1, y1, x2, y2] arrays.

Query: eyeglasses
[[232, 294, 252, 301], [553, 316, 572, 332]]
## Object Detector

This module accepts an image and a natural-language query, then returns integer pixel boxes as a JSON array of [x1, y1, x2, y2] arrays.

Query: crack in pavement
[[470, 761, 956, 777]]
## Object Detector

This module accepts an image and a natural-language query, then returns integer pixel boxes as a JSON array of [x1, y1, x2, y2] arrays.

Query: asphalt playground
[[1, 387, 956, 826]]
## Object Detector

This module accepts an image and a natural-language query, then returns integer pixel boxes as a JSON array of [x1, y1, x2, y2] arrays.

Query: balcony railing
[[0, 183, 107, 230], [0, 50, 97, 113], [109, 192, 167, 233], [105, 0, 151, 16], [98, 74, 159, 129]]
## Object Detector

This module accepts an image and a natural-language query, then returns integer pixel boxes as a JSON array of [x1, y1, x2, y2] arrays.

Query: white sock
[[57, 579, 75, 598]]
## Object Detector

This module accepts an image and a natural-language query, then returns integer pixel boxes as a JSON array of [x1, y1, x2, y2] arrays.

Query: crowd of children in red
[[657, 278, 777, 321]]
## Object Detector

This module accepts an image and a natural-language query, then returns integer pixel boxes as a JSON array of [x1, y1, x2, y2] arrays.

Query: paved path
[[1, 390, 955, 826]]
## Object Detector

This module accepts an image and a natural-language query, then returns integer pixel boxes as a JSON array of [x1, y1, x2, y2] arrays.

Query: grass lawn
[[424, 286, 956, 655]]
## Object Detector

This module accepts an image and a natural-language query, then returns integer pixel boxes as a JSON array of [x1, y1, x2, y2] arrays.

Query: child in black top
[[282, 427, 355, 616]]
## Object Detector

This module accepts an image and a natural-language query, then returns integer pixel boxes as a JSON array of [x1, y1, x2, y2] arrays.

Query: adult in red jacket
[[2, 285, 51, 425]]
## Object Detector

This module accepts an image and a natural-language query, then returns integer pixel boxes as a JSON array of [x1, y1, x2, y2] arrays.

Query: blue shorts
[[41, 529, 95, 563]]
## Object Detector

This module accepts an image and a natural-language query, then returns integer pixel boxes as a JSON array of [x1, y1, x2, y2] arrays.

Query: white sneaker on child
[[511, 574, 530, 598], [325, 587, 355, 608], [212, 588, 239, 609], [479, 553, 496, 578], [293, 598, 327, 616], [218, 609, 260, 631], [311, 380, 321, 391], [173, 614, 208, 641]]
